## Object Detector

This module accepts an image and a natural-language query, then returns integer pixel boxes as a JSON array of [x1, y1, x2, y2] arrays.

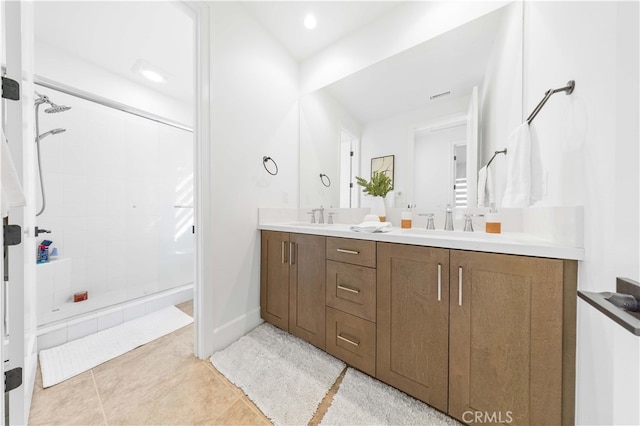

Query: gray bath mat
[[210, 323, 345, 425], [321, 368, 461, 425]]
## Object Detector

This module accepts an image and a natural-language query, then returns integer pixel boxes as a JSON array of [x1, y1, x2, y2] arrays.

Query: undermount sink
[[399, 228, 546, 244], [280, 222, 336, 227]]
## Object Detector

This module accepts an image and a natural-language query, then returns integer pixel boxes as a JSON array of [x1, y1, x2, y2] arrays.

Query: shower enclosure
[[34, 82, 194, 327]]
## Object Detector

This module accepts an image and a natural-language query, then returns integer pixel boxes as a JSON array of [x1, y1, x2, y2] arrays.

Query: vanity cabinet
[[260, 231, 326, 349], [325, 237, 377, 376], [448, 250, 577, 425], [376, 243, 450, 413], [260, 229, 578, 425]]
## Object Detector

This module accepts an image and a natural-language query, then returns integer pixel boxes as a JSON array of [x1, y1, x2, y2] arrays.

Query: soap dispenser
[[485, 207, 501, 234]]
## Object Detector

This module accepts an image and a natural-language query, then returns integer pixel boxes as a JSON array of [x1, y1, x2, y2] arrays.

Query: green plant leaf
[[355, 172, 392, 197]]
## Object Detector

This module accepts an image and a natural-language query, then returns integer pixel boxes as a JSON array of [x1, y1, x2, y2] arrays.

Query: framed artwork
[[371, 155, 395, 189]]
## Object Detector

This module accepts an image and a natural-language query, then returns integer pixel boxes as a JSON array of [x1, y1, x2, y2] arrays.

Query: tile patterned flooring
[[29, 301, 293, 425]]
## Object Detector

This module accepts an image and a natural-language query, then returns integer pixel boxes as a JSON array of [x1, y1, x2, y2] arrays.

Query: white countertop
[[258, 222, 584, 260]]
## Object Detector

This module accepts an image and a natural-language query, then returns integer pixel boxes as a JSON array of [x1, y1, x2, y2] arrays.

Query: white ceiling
[[324, 6, 507, 124], [33, 1, 194, 104], [241, 1, 402, 61]]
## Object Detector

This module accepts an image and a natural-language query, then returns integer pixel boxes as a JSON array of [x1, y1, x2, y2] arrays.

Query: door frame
[[180, 1, 213, 360]]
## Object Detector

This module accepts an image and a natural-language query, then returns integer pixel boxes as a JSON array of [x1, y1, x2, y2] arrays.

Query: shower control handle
[[35, 227, 51, 237]]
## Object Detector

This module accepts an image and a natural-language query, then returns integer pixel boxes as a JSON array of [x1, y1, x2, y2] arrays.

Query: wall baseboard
[[211, 307, 262, 353]]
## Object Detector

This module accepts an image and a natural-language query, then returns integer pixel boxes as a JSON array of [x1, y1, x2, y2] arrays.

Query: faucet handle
[[418, 213, 435, 230], [307, 211, 316, 224], [463, 214, 474, 232], [327, 212, 336, 224], [463, 214, 484, 232]]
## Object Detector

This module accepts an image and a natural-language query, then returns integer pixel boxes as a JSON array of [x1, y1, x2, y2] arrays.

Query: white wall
[[299, 89, 360, 209], [413, 126, 467, 209], [523, 2, 639, 424], [35, 42, 192, 125], [209, 2, 299, 350], [479, 2, 523, 206]]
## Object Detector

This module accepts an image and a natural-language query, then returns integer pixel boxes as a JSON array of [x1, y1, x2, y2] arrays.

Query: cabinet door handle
[[281, 241, 286, 264], [458, 266, 463, 306], [337, 334, 360, 346], [337, 284, 360, 294], [289, 242, 295, 265], [336, 248, 359, 255], [437, 263, 442, 302]]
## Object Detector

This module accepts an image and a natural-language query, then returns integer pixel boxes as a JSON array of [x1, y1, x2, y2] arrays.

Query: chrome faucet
[[463, 214, 474, 232], [444, 205, 454, 231], [418, 213, 435, 230], [312, 205, 325, 224], [463, 213, 484, 232]]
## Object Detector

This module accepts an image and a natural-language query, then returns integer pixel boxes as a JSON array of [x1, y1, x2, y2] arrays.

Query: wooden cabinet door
[[449, 250, 569, 425], [377, 242, 450, 412], [289, 233, 326, 349], [260, 231, 290, 331]]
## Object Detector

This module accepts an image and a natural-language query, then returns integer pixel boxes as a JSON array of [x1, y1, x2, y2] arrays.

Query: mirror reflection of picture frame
[[371, 155, 395, 190]]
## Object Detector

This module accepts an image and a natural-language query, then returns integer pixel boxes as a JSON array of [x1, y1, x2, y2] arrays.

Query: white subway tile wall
[[35, 87, 194, 327]]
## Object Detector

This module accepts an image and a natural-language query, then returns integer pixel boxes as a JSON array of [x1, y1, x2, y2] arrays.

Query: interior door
[[2, 2, 37, 424]]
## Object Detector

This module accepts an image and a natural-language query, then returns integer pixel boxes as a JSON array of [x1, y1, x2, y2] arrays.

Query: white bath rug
[[211, 323, 345, 426], [321, 368, 461, 425], [39, 305, 193, 388]]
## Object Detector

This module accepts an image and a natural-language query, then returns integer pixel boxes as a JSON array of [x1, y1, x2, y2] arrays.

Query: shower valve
[[35, 227, 52, 237]]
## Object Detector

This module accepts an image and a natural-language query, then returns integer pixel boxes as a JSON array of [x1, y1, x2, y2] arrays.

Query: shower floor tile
[[28, 301, 271, 425]]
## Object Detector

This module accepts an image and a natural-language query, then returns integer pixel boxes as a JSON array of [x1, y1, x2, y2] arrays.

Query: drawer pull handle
[[337, 334, 360, 346], [281, 241, 286, 264], [337, 284, 360, 294], [289, 242, 295, 265], [437, 263, 442, 302], [458, 266, 463, 306], [336, 248, 360, 255]]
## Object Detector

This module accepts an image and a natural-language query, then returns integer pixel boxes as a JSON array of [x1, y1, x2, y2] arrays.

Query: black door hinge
[[1, 77, 20, 101], [3, 225, 21, 247], [349, 183, 353, 188], [5, 368, 22, 393], [350, 151, 354, 157]]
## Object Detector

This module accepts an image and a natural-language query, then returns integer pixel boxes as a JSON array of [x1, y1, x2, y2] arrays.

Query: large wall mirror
[[299, 2, 523, 210]]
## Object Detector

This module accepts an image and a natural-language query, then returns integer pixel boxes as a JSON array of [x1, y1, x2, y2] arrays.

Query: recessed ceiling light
[[132, 59, 169, 84], [304, 14, 317, 30]]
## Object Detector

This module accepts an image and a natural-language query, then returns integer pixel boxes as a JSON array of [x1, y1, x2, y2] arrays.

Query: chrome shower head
[[34, 92, 71, 113], [44, 103, 71, 113], [37, 128, 66, 141]]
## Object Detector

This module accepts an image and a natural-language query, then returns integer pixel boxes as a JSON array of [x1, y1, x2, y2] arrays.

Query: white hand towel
[[477, 166, 487, 207], [350, 221, 393, 233], [2, 132, 26, 217], [477, 165, 495, 208], [502, 123, 542, 207]]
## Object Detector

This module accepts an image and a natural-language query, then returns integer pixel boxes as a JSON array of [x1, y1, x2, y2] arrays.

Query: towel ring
[[263, 156, 278, 176], [319, 173, 331, 187]]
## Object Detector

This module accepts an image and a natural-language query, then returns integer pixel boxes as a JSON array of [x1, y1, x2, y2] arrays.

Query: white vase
[[371, 196, 386, 221]]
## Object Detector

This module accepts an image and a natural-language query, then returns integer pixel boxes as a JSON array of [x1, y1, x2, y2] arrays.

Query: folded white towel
[[502, 123, 543, 207], [2, 132, 26, 217], [477, 166, 494, 207], [350, 221, 393, 233]]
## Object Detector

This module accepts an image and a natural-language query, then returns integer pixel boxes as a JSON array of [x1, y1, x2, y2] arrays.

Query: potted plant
[[356, 172, 392, 221]]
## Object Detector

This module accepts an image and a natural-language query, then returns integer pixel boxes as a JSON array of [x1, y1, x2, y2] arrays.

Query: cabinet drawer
[[326, 260, 376, 322], [326, 307, 376, 376], [326, 237, 376, 268]]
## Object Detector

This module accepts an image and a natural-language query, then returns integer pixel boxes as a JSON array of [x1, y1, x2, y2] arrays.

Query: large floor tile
[[29, 371, 105, 425], [100, 360, 239, 425]]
